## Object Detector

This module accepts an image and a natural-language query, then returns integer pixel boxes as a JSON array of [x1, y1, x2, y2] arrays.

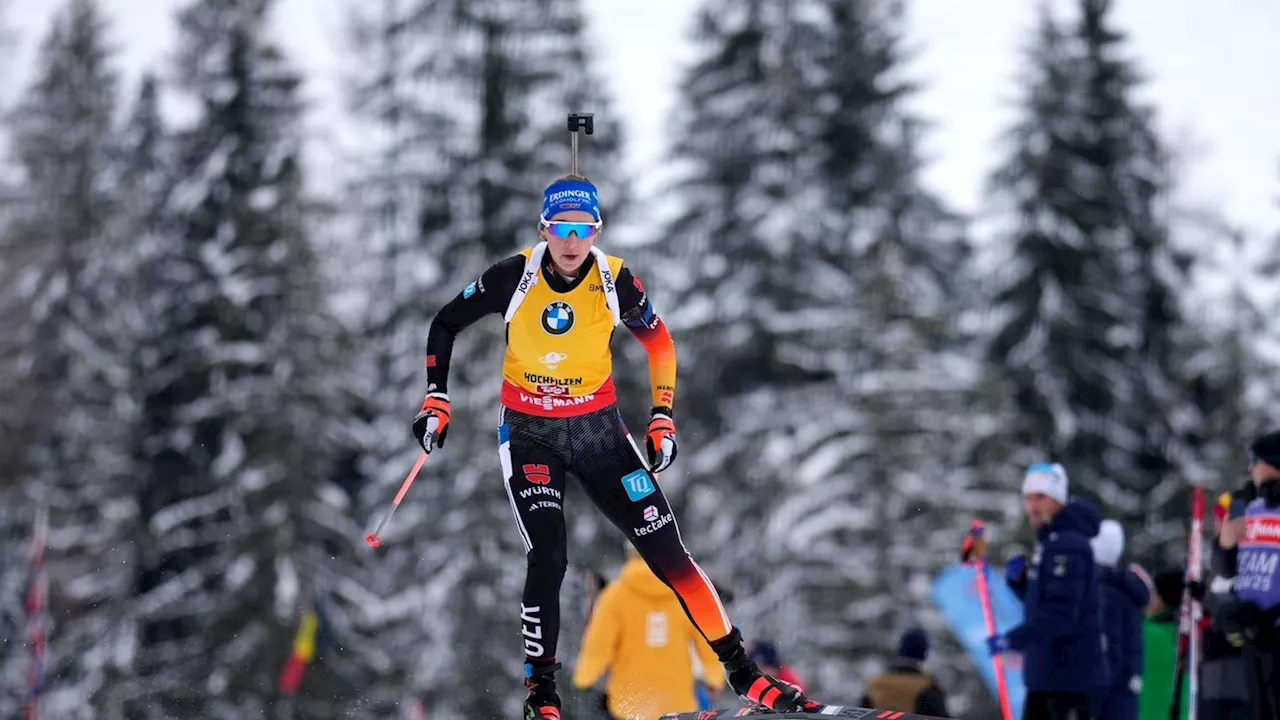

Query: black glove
[[1187, 580, 1205, 601], [1237, 480, 1258, 504], [1215, 599, 1264, 648], [644, 407, 677, 473], [411, 392, 450, 453]]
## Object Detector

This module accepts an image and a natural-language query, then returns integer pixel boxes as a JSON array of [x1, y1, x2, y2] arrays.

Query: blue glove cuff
[[987, 634, 1011, 654]]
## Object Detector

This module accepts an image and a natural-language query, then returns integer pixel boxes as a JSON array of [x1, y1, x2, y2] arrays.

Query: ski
[[659, 706, 946, 719]]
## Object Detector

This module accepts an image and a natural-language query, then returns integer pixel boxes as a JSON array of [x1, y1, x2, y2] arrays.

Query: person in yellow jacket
[[573, 546, 726, 720]]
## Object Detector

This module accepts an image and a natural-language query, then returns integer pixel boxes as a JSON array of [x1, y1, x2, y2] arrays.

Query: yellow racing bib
[[500, 247, 625, 416]]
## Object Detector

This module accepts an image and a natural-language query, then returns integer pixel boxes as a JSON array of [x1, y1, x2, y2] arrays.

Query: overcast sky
[[4, 0, 1278, 237]]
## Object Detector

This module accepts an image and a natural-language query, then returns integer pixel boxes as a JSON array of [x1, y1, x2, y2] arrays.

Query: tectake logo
[[634, 511, 674, 537], [643, 505, 659, 522], [539, 351, 568, 369]]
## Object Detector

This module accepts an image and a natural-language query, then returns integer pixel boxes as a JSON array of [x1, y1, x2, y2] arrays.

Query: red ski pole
[[1188, 485, 1204, 720], [1170, 485, 1204, 720], [964, 520, 1014, 720], [366, 451, 428, 547]]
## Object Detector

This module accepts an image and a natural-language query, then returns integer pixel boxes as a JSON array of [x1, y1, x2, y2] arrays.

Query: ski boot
[[711, 629, 823, 714], [522, 662, 563, 720]]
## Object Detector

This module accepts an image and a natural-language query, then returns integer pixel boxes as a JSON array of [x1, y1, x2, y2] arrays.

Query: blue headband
[[541, 178, 601, 222]]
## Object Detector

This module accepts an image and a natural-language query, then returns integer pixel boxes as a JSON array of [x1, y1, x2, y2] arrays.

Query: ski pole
[[1169, 484, 1204, 720], [365, 450, 428, 547], [567, 112, 594, 175], [964, 520, 1015, 720], [1188, 486, 1204, 720], [1170, 609, 1188, 720]]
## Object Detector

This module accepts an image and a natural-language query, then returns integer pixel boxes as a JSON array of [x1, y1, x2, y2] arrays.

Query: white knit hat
[[1022, 462, 1069, 505], [1091, 519, 1125, 567]]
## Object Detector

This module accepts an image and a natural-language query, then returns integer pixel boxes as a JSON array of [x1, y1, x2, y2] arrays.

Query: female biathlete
[[413, 175, 823, 719]]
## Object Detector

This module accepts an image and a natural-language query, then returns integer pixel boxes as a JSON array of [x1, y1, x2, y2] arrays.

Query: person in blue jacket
[[988, 462, 1107, 720], [1089, 518, 1149, 720]]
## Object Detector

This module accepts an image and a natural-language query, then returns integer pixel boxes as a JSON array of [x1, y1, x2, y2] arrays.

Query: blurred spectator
[[1212, 432, 1280, 720], [572, 546, 725, 719], [748, 641, 804, 691], [860, 628, 949, 717], [1137, 570, 1187, 720], [986, 463, 1107, 720], [1090, 519, 1149, 720], [1196, 489, 1251, 720]]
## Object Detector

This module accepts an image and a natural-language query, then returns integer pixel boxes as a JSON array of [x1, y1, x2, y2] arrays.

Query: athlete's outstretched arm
[[615, 266, 676, 413], [424, 255, 523, 393]]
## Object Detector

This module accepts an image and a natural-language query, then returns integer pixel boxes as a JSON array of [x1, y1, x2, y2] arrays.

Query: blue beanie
[[541, 177, 601, 221], [897, 628, 929, 663]]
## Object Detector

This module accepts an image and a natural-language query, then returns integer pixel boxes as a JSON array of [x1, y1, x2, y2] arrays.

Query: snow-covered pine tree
[[986, 0, 1200, 555], [1170, 209, 1275, 489], [1262, 202, 1280, 427], [0, 1, 25, 710], [1248, 194, 1280, 429], [0, 0, 14, 97], [0, 2, 139, 715], [339, 0, 629, 714], [653, 0, 992, 707], [648, 5, 839, 612], [127, 1, 352, 716]]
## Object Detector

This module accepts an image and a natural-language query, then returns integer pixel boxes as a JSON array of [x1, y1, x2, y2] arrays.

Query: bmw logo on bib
[[541, 301, 574, 336]]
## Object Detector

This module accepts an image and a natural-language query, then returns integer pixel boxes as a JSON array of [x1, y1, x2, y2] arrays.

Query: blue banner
[[931, 563, 1026, 720]]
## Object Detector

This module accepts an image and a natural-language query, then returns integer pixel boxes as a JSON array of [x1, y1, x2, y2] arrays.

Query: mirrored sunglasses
[[541, 218, 601, 239]]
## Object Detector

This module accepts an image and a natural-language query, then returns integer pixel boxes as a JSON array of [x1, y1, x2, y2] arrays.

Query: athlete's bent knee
[[526, 542, 568, 581]]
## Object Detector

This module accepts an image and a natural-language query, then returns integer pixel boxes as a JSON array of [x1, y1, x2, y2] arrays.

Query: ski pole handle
[[567, 112, 594, 175], [962, 519, 987, 564], [365, 451, 428, 547]]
